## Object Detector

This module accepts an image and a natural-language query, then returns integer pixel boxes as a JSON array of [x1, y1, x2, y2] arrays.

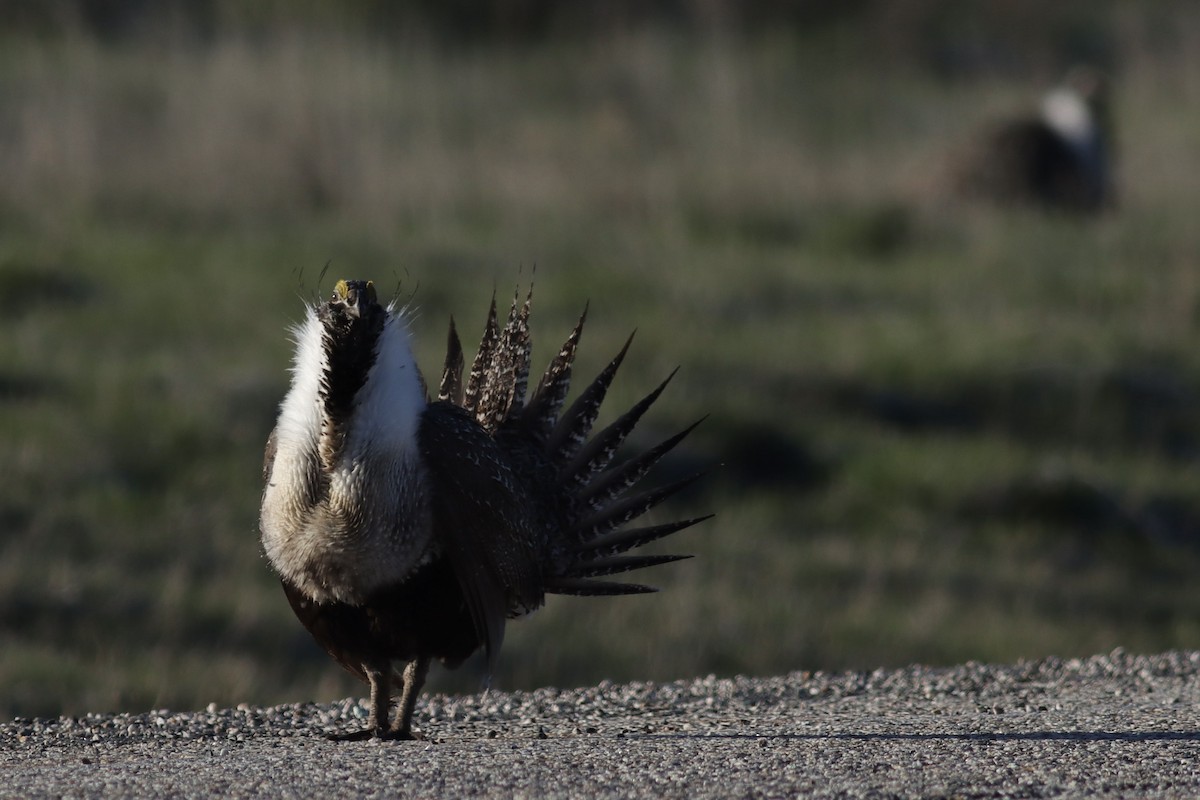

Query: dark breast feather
[[281, 559, 481, 683]]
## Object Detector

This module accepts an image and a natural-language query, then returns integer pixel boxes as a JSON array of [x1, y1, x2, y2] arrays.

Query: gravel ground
[[4, 649, 1200, 798]]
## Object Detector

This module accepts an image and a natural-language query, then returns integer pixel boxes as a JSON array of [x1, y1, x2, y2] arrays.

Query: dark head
[[319, 278, 387, 346], [327, 279, 381, 321]]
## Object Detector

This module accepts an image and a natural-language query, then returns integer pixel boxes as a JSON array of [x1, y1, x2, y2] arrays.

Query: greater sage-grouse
[[963, 67, 1114, 214], [260, 279, 707, 740]]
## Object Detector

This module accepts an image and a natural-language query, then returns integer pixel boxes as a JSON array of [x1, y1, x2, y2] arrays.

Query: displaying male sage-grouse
[[260, 279, 707, 740], [962, 67, 1115, 214]]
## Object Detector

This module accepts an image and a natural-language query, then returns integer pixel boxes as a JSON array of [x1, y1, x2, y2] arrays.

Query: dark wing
[[417, 401, 544, 670]]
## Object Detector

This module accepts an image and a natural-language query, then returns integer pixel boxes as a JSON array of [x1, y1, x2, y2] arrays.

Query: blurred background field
[[3, 0, 1200, 718]]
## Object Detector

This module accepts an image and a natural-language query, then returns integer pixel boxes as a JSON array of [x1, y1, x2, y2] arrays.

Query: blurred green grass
[[4, 6, 1200, 717]]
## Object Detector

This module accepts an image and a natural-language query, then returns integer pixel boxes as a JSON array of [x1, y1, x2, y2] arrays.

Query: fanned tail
[[462, 295, 499, 415], [545, 332, 633, 464], [571, 473, 705, 542], [571, 515, 714, 559], [575, 418, 706, 511], [559, 368, 679, 491], [462, 289, 533, 433], [507, 288, 533, 411], [444, 286, 708, 599], [439, 317, 464, 404], [521, 304, 587, 438]]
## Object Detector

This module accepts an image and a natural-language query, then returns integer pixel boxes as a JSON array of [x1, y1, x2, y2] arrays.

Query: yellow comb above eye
[[332, 279, 377, 306]]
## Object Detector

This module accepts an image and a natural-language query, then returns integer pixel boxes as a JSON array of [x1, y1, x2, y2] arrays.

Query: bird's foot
[[325, 727, 378, 742], [381, 726, 422, 741], [325, 726, 422, 742]]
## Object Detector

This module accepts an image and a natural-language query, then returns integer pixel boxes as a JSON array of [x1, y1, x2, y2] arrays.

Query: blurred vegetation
[[3, 1, 1200, 718]]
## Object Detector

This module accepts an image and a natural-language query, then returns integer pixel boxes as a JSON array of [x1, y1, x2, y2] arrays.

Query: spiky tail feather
[[441, 288, 706, 597]]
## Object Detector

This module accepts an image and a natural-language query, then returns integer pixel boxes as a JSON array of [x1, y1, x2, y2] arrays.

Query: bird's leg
[[366, 663, 394, 737], [329, 662, 392, 742], [386, 656, 431, 740]]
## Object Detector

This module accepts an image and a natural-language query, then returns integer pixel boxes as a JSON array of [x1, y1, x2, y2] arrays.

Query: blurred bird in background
[[960, 67, 1115, 214]]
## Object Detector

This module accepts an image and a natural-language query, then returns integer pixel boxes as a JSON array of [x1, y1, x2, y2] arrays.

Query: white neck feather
[[276, 304, 426, 460], [346, 305, 427, 456], [274, 307, 327, 451]]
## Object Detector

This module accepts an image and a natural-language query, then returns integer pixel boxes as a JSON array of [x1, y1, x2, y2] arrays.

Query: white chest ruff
[[260, 303, 433, 605], [261, 447, 432, 604]]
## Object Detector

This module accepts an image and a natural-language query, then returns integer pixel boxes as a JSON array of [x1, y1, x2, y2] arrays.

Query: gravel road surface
[[4, 649, 1200, 798]]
